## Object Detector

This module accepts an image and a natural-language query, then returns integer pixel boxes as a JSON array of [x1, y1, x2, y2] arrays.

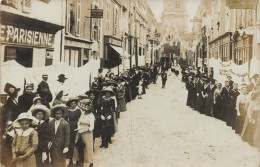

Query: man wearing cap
[[37, 74, 53, 109]]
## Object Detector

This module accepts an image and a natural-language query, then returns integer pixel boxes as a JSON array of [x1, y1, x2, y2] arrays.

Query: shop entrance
[[4, 46, 33, 67]]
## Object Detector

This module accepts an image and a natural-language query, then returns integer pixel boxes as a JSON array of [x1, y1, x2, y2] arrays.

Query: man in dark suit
[[37, 74, 53, 108], [48, 105, 70, 167], [227, 75, 234, 90]]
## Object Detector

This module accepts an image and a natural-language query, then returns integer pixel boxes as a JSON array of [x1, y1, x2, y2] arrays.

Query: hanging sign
[[226, 0, 258, 9], [91, 9, 103, 18]]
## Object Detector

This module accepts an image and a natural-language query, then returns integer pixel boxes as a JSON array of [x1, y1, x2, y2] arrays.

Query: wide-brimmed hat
[[13, 112, 39, 128], [77, 94, 89, 99], [66, 97, 80, 106], [101, 87, 115, 96], [85, 89, 99, 97], [78, 99, 93, 111], [33, 96, 42, 104], [57, 74, 68, 82], [30, 105, 50, 120], [106, 81, 118, 87], [51, 104, 68, 117], [4, 83, 20, 94]]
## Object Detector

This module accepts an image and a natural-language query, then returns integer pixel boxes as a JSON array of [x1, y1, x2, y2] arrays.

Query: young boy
[[48, 105, 70, 167]]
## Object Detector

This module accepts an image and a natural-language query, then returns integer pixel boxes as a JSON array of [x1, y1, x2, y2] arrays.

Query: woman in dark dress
[[65, 97, 81, 166], [213, 83, 223, 119], [18, 84, 36, 113], [227, 83, 240, 129], [191, 75, 199, 109], [98, 87, 116, 148], [204, 79, 216, 116], [221, 80, 231, 122], [186, 76, 193, 107], [86, 89, 101, 151], [201, 77, 209, 114], [30, 105, 50, 167]]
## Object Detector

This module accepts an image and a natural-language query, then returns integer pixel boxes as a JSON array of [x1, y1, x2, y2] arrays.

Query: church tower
[[161, 0, 189, 34]]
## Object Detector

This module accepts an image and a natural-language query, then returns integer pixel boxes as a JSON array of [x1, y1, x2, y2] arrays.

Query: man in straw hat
[[55, 74, 70, 102], [37, 74, 53, 109], [30, 105, 50, 167], [48, 104, 70, 167]]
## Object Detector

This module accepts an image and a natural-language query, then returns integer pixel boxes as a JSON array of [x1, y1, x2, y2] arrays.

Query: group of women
[[183, 67, 260, 151], [1, 65, 158, 167]]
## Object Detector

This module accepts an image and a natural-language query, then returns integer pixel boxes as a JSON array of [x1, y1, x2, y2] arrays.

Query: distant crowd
[[182, 63, 260, 150]]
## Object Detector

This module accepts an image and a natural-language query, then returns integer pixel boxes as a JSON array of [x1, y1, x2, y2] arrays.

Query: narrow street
[[93, 75, 260, 167]]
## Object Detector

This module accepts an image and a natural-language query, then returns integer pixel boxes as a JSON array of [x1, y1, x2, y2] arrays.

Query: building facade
[[0, 0, 64, 67]]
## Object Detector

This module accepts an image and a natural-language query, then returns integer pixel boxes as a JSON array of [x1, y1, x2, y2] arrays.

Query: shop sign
[[0, 24, 55, 48], [91, 9, 103, 18]]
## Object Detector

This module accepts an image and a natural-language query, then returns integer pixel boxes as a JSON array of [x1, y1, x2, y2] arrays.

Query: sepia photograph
[[0, 0, 260, 166]]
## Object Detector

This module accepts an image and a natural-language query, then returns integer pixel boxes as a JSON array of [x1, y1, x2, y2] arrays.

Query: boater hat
[[13, 112, 39, 128], [51, 104, 68, 117], [30, 105, 50, 120], [101, 87, 115, 96], [66, 97, 80, 107], [78, 99, 93, 111], [85, 89, 99, 97]]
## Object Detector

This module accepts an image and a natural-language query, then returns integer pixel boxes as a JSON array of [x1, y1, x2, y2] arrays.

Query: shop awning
[[110, 45, 132, 58]]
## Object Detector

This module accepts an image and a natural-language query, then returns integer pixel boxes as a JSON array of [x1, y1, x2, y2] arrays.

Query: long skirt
[[213, 97, 222, 119], [204, 94, 214, 116], [235, 104, 247, 134], [253, 104, 260, 148], [15, 154, 36, 167], [113, 112, 118, 133], [117, 98, 127, 112], [81, 131, 93, 164], [186, 91, 193, 107]]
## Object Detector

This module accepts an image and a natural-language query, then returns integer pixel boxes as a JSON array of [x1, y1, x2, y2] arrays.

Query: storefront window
[[64, 48, 81, 67], [4, 46, 33, 67]]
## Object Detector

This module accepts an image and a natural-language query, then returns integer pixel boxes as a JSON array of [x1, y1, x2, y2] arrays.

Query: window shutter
[[91, 18, 94, 40], [22, 0, 31, 13], [76, 0, 81, 36], [98, 18, 101, 41], [66, 0, 71, 34]]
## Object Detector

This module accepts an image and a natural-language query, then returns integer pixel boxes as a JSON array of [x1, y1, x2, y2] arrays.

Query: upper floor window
[[175, 0, 180, 9]]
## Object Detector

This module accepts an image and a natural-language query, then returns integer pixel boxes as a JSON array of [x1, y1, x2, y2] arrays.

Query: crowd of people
[[0, 63, 164, 167], [182, 64, 260, 151]]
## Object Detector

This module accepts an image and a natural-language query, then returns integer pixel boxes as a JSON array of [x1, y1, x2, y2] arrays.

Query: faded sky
[[147, 0, 200, 31]]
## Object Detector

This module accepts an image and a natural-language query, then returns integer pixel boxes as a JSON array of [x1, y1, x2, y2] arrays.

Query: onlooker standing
[[11, 112, 38, 167], [235, 85, 249, 134], [161, 71, 168, 89], [65, 97, 81, 166], [221, 80, 231, 122], [48, 104, 70, 167], [37, 74, 53, 109], [227, 75, 234, 90], [76, 99, 95, 167], [204, 79, 216, 116], [18, 84, 36, 113], [227, 83, 240, 129], [213, 83, 222, 119], [30, 105, 50, 167]]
